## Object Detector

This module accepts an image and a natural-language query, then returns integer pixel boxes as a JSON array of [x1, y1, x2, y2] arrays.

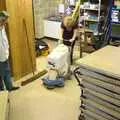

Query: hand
[[58, 39, 63, 44], [70, 39, 74, 43]]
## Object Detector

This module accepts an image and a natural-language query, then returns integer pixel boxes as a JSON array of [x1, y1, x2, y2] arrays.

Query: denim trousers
[[0, 60, 13, 91]]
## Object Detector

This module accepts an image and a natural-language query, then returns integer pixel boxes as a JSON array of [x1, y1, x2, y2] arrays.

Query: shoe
[[44, 84, 55, 89], [9, 86, 20, 91]]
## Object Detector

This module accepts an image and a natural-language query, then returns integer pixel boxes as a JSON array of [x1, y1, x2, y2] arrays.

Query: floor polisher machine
[[42, 44, 71, 89]]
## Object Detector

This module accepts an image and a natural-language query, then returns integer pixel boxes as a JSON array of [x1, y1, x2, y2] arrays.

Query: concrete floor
[[9, 39, 81, 120], [9, 77, 81, 120]]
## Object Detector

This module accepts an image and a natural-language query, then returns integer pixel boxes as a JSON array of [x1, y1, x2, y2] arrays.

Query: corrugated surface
[[77, 46, 120, 119]]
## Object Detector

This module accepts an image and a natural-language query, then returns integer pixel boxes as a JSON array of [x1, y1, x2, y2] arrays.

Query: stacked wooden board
[[0, 91, 9, 120], [76, 46, 120, 120]]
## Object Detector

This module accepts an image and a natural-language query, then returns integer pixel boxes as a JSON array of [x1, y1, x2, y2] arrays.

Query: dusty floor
[[9, 39, 81, 120], [9, 77, 81, 120]]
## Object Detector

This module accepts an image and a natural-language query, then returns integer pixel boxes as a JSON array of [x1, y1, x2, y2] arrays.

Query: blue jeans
[[42, 77, 65, 87], [0, 60, 13, 91]]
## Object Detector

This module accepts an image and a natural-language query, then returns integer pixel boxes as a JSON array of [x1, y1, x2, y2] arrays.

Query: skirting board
[[21, 70, 47, 86]]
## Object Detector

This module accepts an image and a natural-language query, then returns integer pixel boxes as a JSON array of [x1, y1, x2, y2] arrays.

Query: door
[[6, 0, 36, 80]]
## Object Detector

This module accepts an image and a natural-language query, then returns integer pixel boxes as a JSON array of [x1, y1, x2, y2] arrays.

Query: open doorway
[[32, 0, 60, 73]]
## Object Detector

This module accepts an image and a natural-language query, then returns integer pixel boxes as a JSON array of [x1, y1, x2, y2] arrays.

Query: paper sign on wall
[[58, 4, 65, 13]]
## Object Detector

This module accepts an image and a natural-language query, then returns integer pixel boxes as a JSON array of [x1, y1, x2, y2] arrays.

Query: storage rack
[[110, 0, 120, 40], [80, 0, 102, 32]]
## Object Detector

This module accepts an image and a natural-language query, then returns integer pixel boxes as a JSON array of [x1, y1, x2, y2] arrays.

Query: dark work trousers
[[0, 76, 4, 90], [0, 60, 13, 91], [63, 39, 76, 65]]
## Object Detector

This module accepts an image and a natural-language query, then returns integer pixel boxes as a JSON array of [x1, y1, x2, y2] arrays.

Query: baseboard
[[35, 37, 58, 41]]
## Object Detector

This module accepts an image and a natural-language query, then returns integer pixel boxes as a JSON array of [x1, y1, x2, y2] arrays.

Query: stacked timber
[[76, 46, 120, 120], [0, 91, 9, 120]]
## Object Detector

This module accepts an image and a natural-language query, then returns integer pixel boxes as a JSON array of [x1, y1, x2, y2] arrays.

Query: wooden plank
[[81, 108, 108, 120], [78, 67, 120, 86], [76, 46, 120, 79], [81, 81, 120, 100], [84, 115, 96, 120], [0, 91, 8, 120], [82, 75, 120, 95], [82, 89, 120, 112], [81, 102, 118, 120], [6, 0, 36, 80], [85, 116, 96, 120], [21, 70, 47, 86], [82, 99, 120, 119]]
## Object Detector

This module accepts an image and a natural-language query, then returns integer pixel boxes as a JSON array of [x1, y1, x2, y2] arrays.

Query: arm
[[58, 27, 64, 44], [70, 28, 78, 42], [59, 28, 64, 40]]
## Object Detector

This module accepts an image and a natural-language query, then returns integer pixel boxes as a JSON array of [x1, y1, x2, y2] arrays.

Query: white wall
[[33, 0, 59, 38]]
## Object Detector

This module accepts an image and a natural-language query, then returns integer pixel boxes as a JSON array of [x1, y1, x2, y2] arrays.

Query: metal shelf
[[112, 21, 120, 24], [109, 0, 120, 40], [111, 35, 120, 39], [112, 8, 120, 10], [81, 8, 99, 11], [85, 19, 99, 22]]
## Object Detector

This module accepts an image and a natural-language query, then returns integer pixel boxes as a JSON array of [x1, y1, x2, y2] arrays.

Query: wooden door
[[5, 0, 36, 80], [0, 0, 6, 11]]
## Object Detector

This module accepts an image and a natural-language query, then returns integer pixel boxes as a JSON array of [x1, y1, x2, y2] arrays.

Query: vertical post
[[109, 0, 112, 41], [98, 0, 101, 21], [78, 0, 83, 58]]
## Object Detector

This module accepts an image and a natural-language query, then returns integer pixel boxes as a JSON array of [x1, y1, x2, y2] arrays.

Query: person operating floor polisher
[[42, 3, 80, 88], [42, 44, 70, 89]]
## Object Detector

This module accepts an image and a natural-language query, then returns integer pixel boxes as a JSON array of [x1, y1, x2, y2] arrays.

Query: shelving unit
[[80, 0, 102, 32], [110, 0, 120, 40], [78, 0, 105, 53], [85, 18, 98, 22], [81, 8, 99, 11], [78, 0, 112, 50]]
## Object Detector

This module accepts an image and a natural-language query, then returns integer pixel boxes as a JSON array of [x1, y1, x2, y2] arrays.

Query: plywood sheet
[[81, 80, 120, 100], [82, 76, 120, 95], [76, 46, 120, 79], [5, 0, 36, 80], [0, 91, 8, 120], [82, 99, 120, 119], [81, 108, 108, 120], [82, 87, 120, 107], [78, 67, 120, 86], [82, 89, 120, 112], [81, 103, 118, 120]]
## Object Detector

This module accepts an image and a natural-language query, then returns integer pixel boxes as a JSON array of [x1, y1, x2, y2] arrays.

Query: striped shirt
[[0, 26, 9, 62]]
